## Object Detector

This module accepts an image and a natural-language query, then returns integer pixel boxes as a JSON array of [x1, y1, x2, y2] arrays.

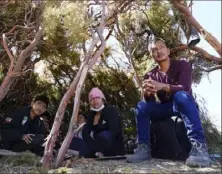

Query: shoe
[[126, 143, 151, 163], [64, 149, 79, 159], [186, 141, 211, 167], [95, 152, 104, 158]]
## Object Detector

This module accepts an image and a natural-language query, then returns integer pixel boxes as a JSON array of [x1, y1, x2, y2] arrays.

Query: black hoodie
[[82, 105, 125, 156], [1, 107, 46, 146]]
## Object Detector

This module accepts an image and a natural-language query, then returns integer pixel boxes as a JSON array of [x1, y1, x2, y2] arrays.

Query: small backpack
[[151, 116, 191, 160]]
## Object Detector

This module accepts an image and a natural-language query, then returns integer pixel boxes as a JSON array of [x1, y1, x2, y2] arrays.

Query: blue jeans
[[136, 91, 206, 145]]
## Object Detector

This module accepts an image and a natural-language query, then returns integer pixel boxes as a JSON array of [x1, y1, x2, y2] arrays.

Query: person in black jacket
[[1, 95, 49, 156], [81, 87, 125, 158]]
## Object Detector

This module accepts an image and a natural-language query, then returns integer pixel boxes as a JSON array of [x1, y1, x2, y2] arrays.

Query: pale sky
[[191, 1, 221, 131]]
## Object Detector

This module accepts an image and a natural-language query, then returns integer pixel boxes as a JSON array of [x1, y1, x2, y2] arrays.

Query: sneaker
[[126, 143, 151, 163], [186, 141, 211, 167], [64, 149, 79, 159], [95, 152, 104, 158]]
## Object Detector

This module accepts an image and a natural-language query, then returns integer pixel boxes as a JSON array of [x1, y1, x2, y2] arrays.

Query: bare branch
[[89, 1, 106, 68], [14, 27, 43, 72], [170, 44, 222, 64], [201, 65, 222, 73], [55, 65, 89, 168], [172, 0, 221, 56]]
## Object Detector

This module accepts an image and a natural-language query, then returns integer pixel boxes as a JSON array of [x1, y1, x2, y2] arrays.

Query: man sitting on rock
[[1, 95, 49, 156], [126, 39, 211, 167]]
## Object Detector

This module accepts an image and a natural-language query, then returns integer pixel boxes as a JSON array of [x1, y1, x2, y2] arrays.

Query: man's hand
[[22, 134, 35, 144], [150, 80, 164, 91], [142, 78, 157, 95], [151, 79, 170, 92]]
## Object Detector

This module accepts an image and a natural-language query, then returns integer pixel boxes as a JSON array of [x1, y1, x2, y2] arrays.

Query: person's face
[[89, 97, 103, 109], [31, 100, 47, 116], [150, 40, 170, 63], [77, 114, 86, 124]]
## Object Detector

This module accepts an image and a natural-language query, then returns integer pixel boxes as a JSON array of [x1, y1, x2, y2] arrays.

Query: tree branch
[[14, 27, 43, 72], [201, 65, 222, 72], [171, 0, 221, 56], [2, 34, 15, 72], [170, 44, 222, 64]]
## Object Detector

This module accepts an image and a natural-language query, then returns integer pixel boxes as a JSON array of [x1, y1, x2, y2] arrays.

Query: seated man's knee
[[136, 100, 149, 114], [173, 91, 192, 105]]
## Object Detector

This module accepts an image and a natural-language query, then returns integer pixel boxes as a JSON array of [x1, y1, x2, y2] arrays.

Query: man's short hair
[[148, 37, 168, 53], [33, 95, 49, 106]]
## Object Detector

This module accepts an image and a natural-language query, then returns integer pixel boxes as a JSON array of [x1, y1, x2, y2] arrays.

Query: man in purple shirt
[[126, 40, 210, 167]]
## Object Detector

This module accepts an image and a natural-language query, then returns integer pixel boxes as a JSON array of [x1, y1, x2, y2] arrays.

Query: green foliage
[[147, 1, 179, 48], [42, 1, 89, 49]]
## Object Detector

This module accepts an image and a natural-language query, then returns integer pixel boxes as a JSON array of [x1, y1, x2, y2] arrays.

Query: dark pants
[[69, 137, 90, 157], [136, 91, 206, 145], [2, 134, 44, 156], [70, 131, 115, 157]]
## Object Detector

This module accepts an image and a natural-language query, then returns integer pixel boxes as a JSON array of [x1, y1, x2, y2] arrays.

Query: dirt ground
[[49, 157, 221, 174], [0, 151, 221, 173]]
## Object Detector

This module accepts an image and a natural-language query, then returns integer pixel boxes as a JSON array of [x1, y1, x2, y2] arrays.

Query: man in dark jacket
[[1, 95, 49, 156]]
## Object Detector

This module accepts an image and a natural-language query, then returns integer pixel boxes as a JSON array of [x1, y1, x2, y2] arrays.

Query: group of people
[[0, 39, 211, 167]]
